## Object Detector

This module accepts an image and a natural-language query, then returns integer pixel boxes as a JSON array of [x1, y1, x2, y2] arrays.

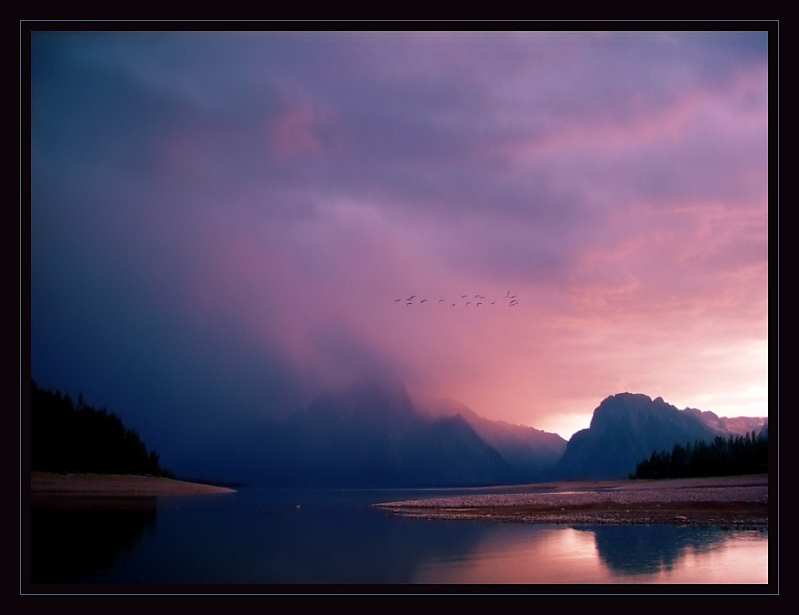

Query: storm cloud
[[28, 29, 769, 473]]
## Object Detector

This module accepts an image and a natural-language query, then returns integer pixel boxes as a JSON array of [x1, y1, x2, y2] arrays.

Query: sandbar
[[374, 474, 769, 528], [30, 471, 235, 502]]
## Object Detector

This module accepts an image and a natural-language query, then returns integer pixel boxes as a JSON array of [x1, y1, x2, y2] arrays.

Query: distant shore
[[30, 471, 236, 502], [374, 474, 769, 528]]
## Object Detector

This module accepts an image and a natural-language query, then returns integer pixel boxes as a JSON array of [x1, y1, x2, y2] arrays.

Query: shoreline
[[29, 471, 236, 501], [373, 474, 769, 528]]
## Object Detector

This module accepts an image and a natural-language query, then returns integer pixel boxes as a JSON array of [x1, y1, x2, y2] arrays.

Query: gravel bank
[[374, 475, 769, 528]]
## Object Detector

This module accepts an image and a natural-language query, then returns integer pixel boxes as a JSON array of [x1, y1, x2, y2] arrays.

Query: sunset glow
[[29, 29, 769, 474]]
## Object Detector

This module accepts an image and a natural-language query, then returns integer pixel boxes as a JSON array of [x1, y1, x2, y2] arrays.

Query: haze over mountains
[[181, 378, 766, 487]]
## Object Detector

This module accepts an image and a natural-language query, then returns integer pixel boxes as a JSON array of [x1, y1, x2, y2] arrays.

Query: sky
[[27, 28, 770, 471]]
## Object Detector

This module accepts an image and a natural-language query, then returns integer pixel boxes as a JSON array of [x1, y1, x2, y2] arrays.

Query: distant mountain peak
[[421, 396, 567, 481], [683, 406, 766, 435], [293, 374, 416, 430], [589, 392, 676, 431], [344, 374, 410, 403], [556, 392, 765, 480], [270, 376, 536, 487]]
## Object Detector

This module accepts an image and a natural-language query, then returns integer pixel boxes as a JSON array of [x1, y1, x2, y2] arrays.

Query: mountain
[[683, 407, 767, 436], [553, 393, 767, 480], [264, 377, 527, 488], [185, 382, 766, 487], [424, 398, 567, 481]]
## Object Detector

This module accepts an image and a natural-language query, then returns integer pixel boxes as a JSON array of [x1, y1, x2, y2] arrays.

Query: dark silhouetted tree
[[632, 430, 768, 479], [31, 380, 173, 477]]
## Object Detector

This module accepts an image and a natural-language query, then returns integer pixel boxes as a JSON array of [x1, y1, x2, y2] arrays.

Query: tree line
[[632, 430, 768, 479], [31, 380, 173, 477]]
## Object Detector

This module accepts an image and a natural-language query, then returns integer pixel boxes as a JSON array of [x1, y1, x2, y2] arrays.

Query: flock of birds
[[394, 291, 520, 307]]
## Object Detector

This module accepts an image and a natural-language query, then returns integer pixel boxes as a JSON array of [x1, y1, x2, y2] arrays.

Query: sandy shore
[[374, 475, 769, 528], [30, 471, 236, 499]]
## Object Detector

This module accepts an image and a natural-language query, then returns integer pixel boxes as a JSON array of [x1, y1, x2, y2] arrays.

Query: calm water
[[28, 487, 769, 589]]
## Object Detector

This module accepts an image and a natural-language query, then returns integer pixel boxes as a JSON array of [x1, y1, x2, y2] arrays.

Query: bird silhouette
[[394, 291, 518, 309]]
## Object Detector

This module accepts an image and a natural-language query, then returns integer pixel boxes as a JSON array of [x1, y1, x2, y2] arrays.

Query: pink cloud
[[269, 104, 322, 160]]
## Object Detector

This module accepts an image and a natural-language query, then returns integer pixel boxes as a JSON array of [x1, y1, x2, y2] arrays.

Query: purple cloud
[[29, 29, 769, 471]]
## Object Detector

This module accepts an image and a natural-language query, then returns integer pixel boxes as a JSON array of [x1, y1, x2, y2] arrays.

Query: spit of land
[[30, 471, 235, 505], [373, 474, 769, 528]]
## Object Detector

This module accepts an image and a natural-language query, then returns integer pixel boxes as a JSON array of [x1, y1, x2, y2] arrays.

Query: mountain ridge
[[262, 378, 529, 487], [176, 381, 767, 487], [422, 397, 567, 481], [554, 392, 768, 480]]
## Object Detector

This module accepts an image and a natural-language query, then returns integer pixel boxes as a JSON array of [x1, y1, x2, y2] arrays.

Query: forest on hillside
[[30, 380, 173, 477], [632, 431, 768, 479]]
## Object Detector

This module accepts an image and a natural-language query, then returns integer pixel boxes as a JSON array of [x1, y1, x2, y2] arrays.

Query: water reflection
[[412, 523, 768, 584], [586, 525, 734, 575], [120, 490, 492, 583], [27, 490, 769, 586], [31, 496, 158, 584], [411, 524, 603, 584], [587, 525, 769, 584]]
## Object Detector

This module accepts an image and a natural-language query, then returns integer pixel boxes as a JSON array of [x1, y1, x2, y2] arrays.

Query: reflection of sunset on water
[[411, 526, 603, 584], [411, 524, 767, 584]]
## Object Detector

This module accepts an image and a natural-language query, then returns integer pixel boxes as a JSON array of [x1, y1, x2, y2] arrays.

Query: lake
[[27, 486, 769, 590]]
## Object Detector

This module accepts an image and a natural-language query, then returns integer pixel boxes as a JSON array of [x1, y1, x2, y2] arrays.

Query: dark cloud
[[29, 30, 769, 468]]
